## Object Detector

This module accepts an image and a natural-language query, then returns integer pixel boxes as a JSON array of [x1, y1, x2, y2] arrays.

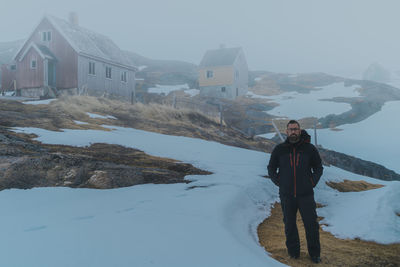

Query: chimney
[[69, 12, 79, 26]]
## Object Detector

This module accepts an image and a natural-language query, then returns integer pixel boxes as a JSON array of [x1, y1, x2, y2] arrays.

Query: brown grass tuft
[[326, 179, 384, 192], [258, 203, 400, 266]]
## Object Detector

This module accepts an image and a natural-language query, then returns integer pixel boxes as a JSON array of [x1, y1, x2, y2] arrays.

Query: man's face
[[286, 123, 301, 143]]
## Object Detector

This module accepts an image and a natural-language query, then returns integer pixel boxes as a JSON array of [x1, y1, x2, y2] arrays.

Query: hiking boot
[[289, 253, 300, 259], [311, 256, 321, 263]]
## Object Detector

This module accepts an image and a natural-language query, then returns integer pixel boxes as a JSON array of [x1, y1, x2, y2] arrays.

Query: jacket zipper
[[293, 147, 297, 197]]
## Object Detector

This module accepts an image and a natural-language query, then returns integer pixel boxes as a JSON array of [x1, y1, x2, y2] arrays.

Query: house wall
[[78, 56, 135, 97], [200, 85, 237, 99], [15, 17, 78, 89], [1, 64, 17, 91], [232, 50, 248, 97], [198, 66, 234, 87], [198, 50, 249, 100], [16, 47, 44, 89]]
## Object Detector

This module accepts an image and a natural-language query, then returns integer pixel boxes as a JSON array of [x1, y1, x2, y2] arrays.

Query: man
[[268, 120, 323, 263]]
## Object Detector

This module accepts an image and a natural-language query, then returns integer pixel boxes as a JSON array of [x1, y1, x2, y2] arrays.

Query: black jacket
[[268, 132, 323, 197]]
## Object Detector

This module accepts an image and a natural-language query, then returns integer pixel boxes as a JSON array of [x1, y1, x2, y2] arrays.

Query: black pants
[[280, 193, 320, 258]]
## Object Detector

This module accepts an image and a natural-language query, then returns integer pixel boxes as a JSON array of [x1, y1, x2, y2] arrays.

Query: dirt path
[[258, 202, 400, 266]]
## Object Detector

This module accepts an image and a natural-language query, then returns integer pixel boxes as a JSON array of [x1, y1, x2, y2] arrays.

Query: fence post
[[173, 93, 176, 108], [219, 103, 223, 129], [314, 119, 318, 146]]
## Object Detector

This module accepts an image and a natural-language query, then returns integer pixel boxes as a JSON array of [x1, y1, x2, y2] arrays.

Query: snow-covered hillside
[[8, 125, 399, 267]]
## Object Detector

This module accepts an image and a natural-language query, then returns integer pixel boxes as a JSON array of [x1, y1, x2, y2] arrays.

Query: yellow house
[[198, 47, 248, 99]]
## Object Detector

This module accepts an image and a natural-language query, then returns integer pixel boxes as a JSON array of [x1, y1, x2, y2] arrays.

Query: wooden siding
[[78, 56, 135, 97], [15, 17, 78, 89], [1, 65, 16, 90], [198, 66, 234, 87], [232, 50, 248, 96], [16, 47, 44, 89]]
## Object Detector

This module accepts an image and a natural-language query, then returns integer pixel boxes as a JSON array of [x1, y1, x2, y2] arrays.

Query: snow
[[11, 125, 283, 267], [8, 124, 400, 266], [184, 89, 200, 97], [246, 91, 271, 99], [23, 99, 56, 105], [74, 120, 89, 125], [86, 112, 117, 120], [136, 65, 147, 71], [255, 77, 263, 81], [258, 132, 276, 139], [147, 84, 190, 95], [266, 82, 361, 119], [4, 91, 15, 96], [311, 100, 400, 173]]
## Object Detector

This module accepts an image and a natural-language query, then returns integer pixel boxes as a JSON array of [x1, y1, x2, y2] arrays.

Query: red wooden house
[[1, 14, 136, 98]]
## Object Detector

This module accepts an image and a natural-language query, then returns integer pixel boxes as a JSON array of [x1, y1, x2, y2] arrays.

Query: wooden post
[[271, 120, 285, 142], [131, 91, 134, 105], [314, 120, 318, 146], [219, 103, 223, 129], [173, 93, 176, 108]]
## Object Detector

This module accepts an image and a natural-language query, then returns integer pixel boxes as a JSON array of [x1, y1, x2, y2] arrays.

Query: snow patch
[[23, 99, 56, 105], [148, 84, 190, 95], [86, 112, 117, 120]]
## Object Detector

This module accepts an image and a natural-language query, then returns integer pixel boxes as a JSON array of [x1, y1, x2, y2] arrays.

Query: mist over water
[[1, 0, 400, 78]]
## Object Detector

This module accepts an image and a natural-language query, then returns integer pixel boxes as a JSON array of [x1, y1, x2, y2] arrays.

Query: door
[[47, 61, 56, 87]]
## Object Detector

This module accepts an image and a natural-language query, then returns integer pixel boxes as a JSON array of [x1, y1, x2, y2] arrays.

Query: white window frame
[[121, 71, 127, 83], [30, 57, 37, 69], [206, 70, 213, 78], [89, 62, 96, 75], [221, 86, 226, 92], [41, 30, 52, 42], [106, 66, 112, 79]]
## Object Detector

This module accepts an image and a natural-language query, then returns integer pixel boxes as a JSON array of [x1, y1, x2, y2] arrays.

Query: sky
[[1, 0, 400, 77]]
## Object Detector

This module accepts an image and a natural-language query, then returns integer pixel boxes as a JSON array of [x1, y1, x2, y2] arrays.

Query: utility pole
[[219, 103, 223, 129], [314, 119, 318, 147]]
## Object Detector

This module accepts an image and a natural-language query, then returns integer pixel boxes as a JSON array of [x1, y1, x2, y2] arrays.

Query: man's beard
[[288, 134, 300, 143]]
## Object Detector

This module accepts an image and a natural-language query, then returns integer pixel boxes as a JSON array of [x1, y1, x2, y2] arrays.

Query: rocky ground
[[0, 128, 210, 190]]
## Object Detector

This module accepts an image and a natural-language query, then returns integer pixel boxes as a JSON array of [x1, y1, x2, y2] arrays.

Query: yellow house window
[[206, 70, 213, 78], [221, 87, 226, 92]]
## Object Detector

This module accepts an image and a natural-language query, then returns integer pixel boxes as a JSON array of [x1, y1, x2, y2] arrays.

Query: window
[[41, 31, 52, 42], [10, 65, 16, 71], [206, 70, 213, 78], [89, 62, 96, 75], [30, 57, 37, 69], [221, 87, 226, 92], [235, 70, 239, 79], [121, 71, 127, 82], [106, 66, 112, 79]]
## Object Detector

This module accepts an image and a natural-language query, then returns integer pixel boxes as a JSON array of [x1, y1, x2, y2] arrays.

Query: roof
[[15, 15, 136, 70], [37, 44, 57, 61], [19, 42, 57, 61], [199, 47, 242, 67]]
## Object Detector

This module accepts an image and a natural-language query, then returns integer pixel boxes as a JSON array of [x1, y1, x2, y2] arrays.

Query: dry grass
[[1, 96, 275, 153], [326, 180, 384, 192], [53, 95, 223, 130], [258, 203, 400, 266]]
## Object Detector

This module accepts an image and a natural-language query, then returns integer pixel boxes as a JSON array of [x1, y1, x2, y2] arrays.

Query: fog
[[1, 0, 400, 78]]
